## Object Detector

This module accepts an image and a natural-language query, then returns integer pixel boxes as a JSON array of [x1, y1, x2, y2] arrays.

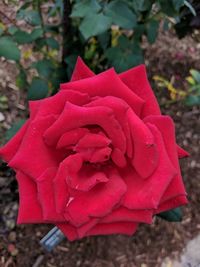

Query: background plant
[[153, 69, 200, 106], [0, 0, 198, 102]]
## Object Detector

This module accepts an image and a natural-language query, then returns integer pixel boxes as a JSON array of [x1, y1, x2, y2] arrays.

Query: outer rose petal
[[101, 207, 153, 224], [119, 64, 161, 118], [16, 171, 43, 223], [65, 167, 127, 227], [60, 68, 144, 116], [8, 116, 62, 178], [177, 145, 190, 158], [29, 90, 90, 119], [56, 223, 78, 241], [121, 123, 177, 210], [37, 167, 65, 222], [77, 218, 100, 238], [156, 195, 188, 214], [85, 222, 138, 237], [0, 120, 29, 162], [71, 56, 95, 81], [144, 115, 187, 203]]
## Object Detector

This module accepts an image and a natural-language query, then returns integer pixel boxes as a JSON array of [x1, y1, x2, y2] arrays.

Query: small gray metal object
[[40, 227, 65, 252]]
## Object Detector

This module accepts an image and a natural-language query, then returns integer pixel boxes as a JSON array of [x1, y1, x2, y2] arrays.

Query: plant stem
[[37, 0, 49, 52], [0, 9, 17, 26], [62, 0, 72, 68]]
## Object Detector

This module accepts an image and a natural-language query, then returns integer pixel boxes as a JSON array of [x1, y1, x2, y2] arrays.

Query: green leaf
[[105, 0, 137, 29], [31, 59, 54, 78], [80, 13, 112, 40], [71, 0, 101, 18], [190, 69, 200, 83], [44, 25, 60, 33], [13, 28, 43, 44], [133, 0, 153, 12], [46, 37, 59, 49], [17, 10, 41, 26], [0, 37, 20, 61], [16, 69, 27, 90], [13, 30, 33, 44], [184, 0, 196, 16], [146, 20, 159, 44], [30, 28, 43, 40], [105, 37, 144, 72], [97, 31, 111, 50], [185, 95, 200, 106], [157, 207, 182, 222], [163, 19, 169, 31], [6, 119, 26, 141], [159, 0, 177, 16], [134, 24, 146, 40], [28, 78, 49, 100], [8, 26, 18, 35], [173, 0, 184, 11], [65, 54, 79, 78], [48, 0, 63, 17], [49, 66, 67, 92]]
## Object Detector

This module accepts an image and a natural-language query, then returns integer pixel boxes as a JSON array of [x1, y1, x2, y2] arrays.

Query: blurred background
[[0, 1, 200, 266]]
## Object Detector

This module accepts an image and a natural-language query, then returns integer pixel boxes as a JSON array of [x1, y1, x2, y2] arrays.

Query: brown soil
[[0, 13, 200, 267]]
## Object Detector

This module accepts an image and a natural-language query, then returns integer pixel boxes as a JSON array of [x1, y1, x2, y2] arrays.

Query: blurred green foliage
[[0, 0, 198, 102], [153, 69, 200, 106]]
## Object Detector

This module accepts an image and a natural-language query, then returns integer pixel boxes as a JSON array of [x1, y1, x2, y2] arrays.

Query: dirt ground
[[0, 20, 200, 267]]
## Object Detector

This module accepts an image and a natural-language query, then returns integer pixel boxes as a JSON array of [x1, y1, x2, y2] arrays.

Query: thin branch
[[37, 0, 49, 52], [62, 0, 72, 66], [0, 9, 17, 26]]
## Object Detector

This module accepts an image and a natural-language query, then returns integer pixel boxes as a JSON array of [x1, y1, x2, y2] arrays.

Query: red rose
[[0, 57, 188, 241]]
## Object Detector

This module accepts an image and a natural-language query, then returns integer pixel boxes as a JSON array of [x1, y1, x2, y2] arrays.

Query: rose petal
[[111, 148, 127, 168], [86, 96, 132, 158], [71, 56, 95, 81], [65, 167, 127, 226], [85, 222, 138, 236], [121, 123, 177, 210], [61, 68, 144, 116], [56, 223, 78, 241], [37, 167, 65, 221], [156, 195, 188, 214], [119, 64, 161, 118], [9, 116, 60, 178], [16, 171, 43, 223], [56, 128, 89, 149], [0, 120, 29, 162], [71, 170, 109, 191], [77, 218, 100, 238], [30, 90, 90, 118], [127, 108, 158, 178], [53, 155, 81, 214], [43, 102, 126, 153], [144, 115, 187, 202], [177, 145, 190, 158], [101, 207, 153, 224], [90, 147, 112, 163], [76, 132, 111, 148], [29, 101, 41, 119]]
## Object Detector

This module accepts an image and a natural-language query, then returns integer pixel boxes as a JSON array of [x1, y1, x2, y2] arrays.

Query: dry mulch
[[0, 25, 200, 267]]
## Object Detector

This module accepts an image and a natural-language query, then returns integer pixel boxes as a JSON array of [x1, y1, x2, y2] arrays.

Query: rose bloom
[[0, 58, 188, 240]]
